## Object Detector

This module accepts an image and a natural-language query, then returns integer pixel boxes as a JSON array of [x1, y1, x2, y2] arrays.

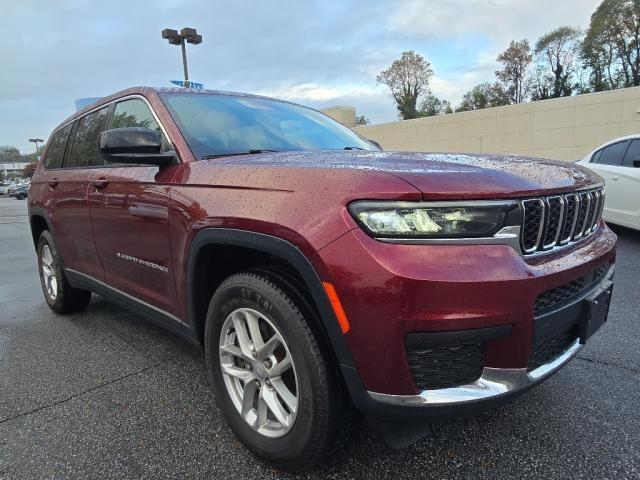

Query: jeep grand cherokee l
[[28, 87, 616, 470]]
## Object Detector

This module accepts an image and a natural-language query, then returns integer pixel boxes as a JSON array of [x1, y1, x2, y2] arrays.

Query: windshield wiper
[[343, 146, 366, 150], [203, 149, 280, 159]]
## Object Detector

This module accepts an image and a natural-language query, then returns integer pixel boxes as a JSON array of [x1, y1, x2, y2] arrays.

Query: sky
[[1, 0, 602, 153]]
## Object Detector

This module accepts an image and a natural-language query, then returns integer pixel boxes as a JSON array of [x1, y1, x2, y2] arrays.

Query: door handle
[[611, 176, 619, 181], [48, 179, 58, 189], [92, 178, 109, 190]]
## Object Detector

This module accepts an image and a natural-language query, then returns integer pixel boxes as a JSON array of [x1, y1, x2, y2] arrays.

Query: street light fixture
[[28, 138, 44, 161], [162, 27, 202, 88]]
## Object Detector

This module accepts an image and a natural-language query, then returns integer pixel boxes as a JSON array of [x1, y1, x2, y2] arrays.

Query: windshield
[[160, 92, 377, 159]]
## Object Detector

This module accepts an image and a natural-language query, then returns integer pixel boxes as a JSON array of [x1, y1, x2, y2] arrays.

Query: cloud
[[0, 0, 604, 151], [390, 0, 600, 44]]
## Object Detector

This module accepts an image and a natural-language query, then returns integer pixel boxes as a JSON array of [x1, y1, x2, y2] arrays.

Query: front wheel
[[204, 272, 344, 471]]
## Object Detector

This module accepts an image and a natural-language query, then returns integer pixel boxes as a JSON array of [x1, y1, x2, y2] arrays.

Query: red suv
[[29, 87, 616, 470]]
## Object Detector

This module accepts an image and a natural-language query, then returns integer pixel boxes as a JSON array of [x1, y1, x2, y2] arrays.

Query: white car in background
[[577, 135, 640, 231]]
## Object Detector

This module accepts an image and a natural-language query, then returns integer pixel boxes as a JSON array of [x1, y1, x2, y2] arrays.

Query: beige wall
[[320, 106, 356, 128], [352, 86, 640, 162]]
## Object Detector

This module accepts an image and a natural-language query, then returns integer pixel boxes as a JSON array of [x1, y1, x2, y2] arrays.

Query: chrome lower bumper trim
[[368, 339, 582, 407]]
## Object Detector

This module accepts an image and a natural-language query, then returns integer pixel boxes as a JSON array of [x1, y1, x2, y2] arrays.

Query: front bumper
[[317, 222, 617, 419], [370, 338, 582, 409], [369, 262, 614, 411]]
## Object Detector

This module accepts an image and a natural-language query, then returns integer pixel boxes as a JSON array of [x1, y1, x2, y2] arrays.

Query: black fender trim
[[28, 206, 65, 265], [186, 228, 355, 368], [28, 206, 55, 238]]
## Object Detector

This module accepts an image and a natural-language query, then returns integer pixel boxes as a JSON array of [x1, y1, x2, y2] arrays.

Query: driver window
[[111, 99, 169, 150]]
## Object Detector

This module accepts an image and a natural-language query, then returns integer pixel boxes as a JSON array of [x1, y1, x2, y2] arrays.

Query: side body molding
[[186, 228, 355, 368]]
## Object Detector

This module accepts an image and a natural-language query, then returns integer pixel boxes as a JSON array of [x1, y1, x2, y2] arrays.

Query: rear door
[[87, 97, 178, 315], [614, 139, 640, 228], [42, 108, 111, 281]]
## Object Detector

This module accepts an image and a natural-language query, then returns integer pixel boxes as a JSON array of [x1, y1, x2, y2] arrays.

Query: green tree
[[419, 91, 452, 117], [495, 39, 532, 104], [456, 82, 510, 111], [581, 32, 622, 91], [377, 51, 434, 119], [584, 0, 640, 88], [534, 26, 582, 98], [0, 146, 21, 163]]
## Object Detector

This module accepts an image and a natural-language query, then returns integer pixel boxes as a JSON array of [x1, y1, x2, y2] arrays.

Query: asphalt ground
[[0, 196, 639, 479]]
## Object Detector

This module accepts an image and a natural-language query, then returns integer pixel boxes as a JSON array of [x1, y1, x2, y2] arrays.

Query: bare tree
[[22, 163, 37, 178], [377, 51, 434, 119], [534, 26, 582, 98], [495, 39, 532, 104]]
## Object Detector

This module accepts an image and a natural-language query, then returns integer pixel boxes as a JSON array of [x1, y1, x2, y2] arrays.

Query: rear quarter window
[[622, 139, 640, 167], [43, 123, 73, 169]]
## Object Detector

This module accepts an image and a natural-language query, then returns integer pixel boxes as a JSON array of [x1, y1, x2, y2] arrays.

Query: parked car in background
[[12, 183, 29, 199], [28, 87, 617, 471], [577, 135, 640, 231], [0, 184, 11, 196]]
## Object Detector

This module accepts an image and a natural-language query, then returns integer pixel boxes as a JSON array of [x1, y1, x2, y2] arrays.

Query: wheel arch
[[186, 228, 355, 368], [29, 207, 56, 251]]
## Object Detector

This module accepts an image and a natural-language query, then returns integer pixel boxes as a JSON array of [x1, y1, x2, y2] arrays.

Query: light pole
[[28, 138, 44, 161], [162, 27, 202, 88]]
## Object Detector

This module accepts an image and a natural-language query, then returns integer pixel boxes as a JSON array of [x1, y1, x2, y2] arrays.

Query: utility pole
[[162, 27, 202, 88], [28, 138, 44, 161]]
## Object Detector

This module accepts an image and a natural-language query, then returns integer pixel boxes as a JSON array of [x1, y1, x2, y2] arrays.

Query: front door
[[87, 97, 178, 315]]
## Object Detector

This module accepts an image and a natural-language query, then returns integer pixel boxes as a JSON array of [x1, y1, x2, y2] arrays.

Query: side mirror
[[368, 139, 383, 150], [99, 128, 175, 166], [634, 159, 640, 168]]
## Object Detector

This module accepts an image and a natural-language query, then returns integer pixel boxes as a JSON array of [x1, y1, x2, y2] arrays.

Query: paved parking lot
[[0, 196, 639, 479]]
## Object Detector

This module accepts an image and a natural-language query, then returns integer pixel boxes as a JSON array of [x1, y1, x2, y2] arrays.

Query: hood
[[213, 151, 603, 200]]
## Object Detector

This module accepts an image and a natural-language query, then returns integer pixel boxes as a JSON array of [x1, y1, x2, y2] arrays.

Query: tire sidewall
[[205, 276, 320, 462], [37, 231, 65, 310]]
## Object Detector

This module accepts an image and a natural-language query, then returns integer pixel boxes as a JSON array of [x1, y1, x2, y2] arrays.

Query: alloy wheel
[[40, 244, 57, 301], [219, 307, 299, 438]]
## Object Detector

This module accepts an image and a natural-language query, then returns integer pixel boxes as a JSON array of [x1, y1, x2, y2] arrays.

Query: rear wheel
[[204, 272, 343, 471], [37, 230, 91, 314]]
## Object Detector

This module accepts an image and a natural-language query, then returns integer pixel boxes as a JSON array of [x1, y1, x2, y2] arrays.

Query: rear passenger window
[[622, 139, 640, 167], [43, 123, 72, 169], [67, 106, 110, 168], [596, 141, 628, 166]]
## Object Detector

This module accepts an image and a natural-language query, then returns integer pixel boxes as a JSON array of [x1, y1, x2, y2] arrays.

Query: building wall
[[320, 106, 356, 128], [352, 86, 640, 162]]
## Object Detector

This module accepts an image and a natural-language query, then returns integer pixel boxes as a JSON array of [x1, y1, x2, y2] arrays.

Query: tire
[[204, 272, 344, 471], [37, 230, 91, 314]]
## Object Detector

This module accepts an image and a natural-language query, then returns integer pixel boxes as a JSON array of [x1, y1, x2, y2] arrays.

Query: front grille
[[407, 342, 484, 390], [534, 264, 609, 316], [521, 187, 605, 255], [528, 328, 578, 371]]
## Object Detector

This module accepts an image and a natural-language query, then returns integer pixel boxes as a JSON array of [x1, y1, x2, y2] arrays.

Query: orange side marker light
[[322, 282, 350, 334]]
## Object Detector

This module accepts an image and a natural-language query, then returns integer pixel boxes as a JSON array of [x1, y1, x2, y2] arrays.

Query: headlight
[[349, 201, 515, 238]]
